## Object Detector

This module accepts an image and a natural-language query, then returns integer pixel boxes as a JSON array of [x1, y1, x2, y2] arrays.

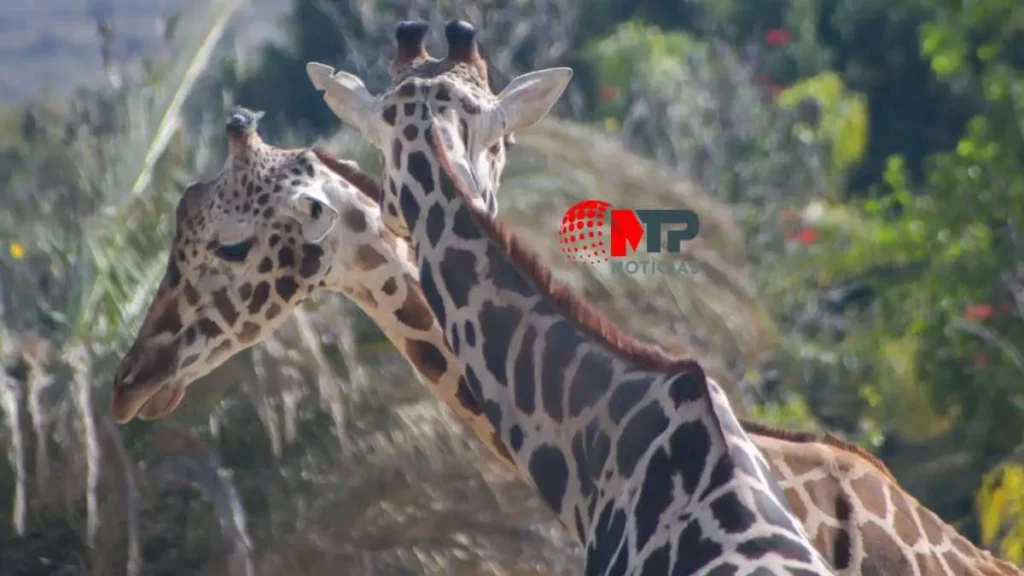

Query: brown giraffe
[[304, 18, 1023, 575], [110, 106, 519, 469]]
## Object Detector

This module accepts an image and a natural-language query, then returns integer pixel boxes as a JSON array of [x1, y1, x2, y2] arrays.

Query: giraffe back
[[747, 423, 1023, 575]]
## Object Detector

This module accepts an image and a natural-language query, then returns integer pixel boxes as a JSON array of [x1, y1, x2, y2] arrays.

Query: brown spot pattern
[[849, 474, 888, 519], [405, 339, 448, 383], [343, 207, 367, 232], [890, 486, 922, 546], [248, 282, 270, 314], [278, 246, 295, 268], [394, 288, 435, 331], [392, 139, 403, 170], [833, 528, 852, 570], [783, 488, 807, 524], [197, 318, 223, 338], [381, 277, 398, 296], [861, 522, 913, 573], [275, 275, 299, 302], [209, 339, 233, 361], [237, 321, 261, 343], [918, 509, 946, 547], [812, 524, 838, 566], [455, 375, 483, 415], [355, 245, 387, 270], [212, 288, 238, 326], [299, 243, 324, 278]]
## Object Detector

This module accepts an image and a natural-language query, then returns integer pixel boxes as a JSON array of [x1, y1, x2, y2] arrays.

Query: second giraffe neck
[[316, 202, 521, 473]]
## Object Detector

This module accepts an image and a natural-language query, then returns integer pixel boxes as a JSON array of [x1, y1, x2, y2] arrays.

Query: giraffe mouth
[[112, 378, 187, 424]]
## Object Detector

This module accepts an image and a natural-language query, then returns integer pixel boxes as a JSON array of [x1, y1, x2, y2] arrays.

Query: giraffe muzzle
[[111, 344, 185, 423]]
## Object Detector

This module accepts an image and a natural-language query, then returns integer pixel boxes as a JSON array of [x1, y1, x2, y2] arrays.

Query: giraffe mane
[[311, 147, 383, 202], [427, 125, 702, 379], [740, 418, 898, 482]]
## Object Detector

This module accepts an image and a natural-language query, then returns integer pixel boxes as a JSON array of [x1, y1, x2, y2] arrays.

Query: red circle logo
[[559, 200, 611, 264]]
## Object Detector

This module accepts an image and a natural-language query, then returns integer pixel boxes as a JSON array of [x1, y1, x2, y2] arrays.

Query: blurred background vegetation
[[0, 0, 1022, 573]]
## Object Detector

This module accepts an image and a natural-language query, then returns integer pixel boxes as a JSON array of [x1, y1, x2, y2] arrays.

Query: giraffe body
[[306, 19, 835, 574]]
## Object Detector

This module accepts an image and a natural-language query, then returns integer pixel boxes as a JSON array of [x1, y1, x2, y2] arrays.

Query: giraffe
[[110, 105, 520, 470], [305, 19, 835, 575]]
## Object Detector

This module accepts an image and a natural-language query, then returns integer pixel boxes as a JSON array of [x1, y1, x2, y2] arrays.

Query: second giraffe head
[[307, 19, 572, 238]]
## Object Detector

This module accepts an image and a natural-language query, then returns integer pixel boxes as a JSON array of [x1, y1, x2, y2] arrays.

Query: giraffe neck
[[385, 124, 834, 574], [306, 175, 520, 472]]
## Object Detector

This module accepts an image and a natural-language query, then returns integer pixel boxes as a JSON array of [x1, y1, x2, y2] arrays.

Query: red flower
[[964, 303, 993, 322], [796, 228, 818, 245], [973, 352, 989, 366], [766, 29, 792, 47], [785, 227, 818, 245], [769, 84, 787, 97], [598, 85, 621, 102]]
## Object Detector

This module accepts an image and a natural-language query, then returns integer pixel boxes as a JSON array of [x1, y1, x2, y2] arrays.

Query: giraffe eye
[[213, 238, 255, 262]]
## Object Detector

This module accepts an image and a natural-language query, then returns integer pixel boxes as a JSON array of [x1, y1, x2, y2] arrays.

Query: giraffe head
[[112, 106, 374, 423], [307, 19, 572, 238]]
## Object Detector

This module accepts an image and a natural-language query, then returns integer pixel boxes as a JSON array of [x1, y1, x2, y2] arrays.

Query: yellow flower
[[9, 242, 25, 260]]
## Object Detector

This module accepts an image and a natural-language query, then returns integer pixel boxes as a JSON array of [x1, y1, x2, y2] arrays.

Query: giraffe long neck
[[318, 196, 521, 473], [752, 431, 1023, 575], [388, 127, 835, 574]]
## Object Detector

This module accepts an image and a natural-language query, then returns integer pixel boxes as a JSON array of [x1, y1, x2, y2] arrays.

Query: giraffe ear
[[291, 181, 340, 244], [307, 62, 379, 140], [495, 68, 573, 134]]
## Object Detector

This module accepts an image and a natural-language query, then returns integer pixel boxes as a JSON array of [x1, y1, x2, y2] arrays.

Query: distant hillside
[[0, 0, 290, 103]]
